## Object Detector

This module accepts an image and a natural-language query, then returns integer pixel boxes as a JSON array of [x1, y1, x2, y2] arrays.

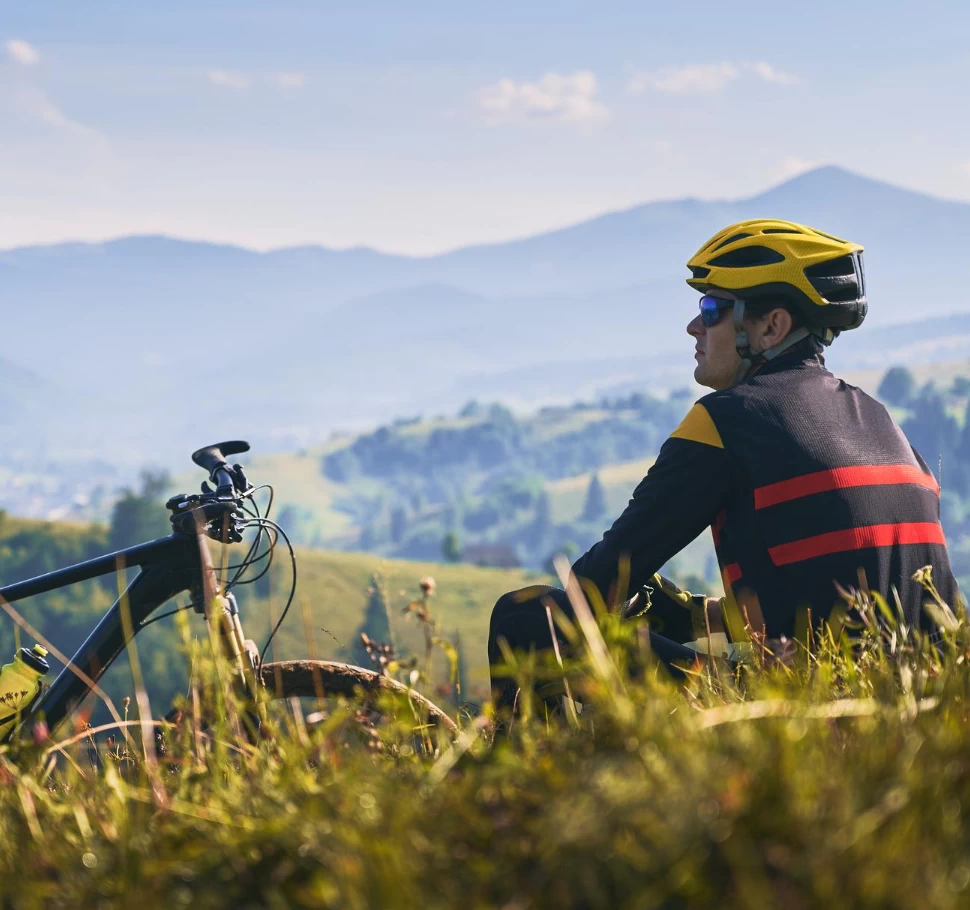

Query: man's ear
[[760, 307, 793, 347]]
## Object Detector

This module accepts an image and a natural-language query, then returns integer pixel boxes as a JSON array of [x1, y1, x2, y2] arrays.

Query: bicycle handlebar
[[191, 441, 251, 499], [167, 440, 254, 541]]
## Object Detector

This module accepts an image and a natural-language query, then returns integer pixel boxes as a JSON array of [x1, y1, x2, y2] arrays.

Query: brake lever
[[231, 464, 249, 492]]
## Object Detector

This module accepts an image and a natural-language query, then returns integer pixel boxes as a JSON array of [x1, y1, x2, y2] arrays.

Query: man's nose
[[687, 314, 704, 336]]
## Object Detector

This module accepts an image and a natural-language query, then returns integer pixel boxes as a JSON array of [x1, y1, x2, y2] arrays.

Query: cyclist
[[489, 219, 961, 708]]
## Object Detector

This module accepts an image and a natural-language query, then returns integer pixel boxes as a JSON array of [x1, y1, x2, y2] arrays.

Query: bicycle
[[0, 441, 456, 747]]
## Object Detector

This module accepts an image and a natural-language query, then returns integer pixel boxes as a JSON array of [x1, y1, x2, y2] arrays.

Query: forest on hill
[[318, 391, 692, 569]]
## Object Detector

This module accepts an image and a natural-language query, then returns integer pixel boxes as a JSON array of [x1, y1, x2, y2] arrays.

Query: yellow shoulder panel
[[670, 403, 724, 449]]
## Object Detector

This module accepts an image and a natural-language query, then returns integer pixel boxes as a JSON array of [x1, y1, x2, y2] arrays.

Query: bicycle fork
[[209, 594, 262, 704], [196, 526, 266, 739]]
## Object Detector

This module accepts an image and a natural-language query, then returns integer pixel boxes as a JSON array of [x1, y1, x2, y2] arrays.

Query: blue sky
[[1, 1, 968, 254]]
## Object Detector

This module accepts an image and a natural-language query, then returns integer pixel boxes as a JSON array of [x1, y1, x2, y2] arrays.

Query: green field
[[247, 547, 544, 700], [0, 512, 539, 709]]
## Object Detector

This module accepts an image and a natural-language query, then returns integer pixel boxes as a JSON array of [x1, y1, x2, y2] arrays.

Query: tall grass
[[0, 574, 969, 908]]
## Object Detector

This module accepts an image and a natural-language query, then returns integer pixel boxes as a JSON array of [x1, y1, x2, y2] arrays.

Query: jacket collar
[[748, 337, 826, 378]]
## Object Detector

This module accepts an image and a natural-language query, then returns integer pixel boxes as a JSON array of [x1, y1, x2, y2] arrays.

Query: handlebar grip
[[192, 441, 250, 474], [212, 465, 236, 499], [190, 441, 250, 501]]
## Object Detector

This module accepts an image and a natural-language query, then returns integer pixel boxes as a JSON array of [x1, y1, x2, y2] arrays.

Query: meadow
[[0, 563, 967, 908]]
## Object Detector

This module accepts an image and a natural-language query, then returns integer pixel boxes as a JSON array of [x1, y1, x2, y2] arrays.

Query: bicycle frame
[[0, 532, 205, 737]]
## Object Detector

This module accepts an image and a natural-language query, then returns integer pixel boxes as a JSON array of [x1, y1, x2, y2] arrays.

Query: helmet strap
[[815, 326, 837, 346], [730, 300, 755, 386], [729, 299, 812, 387]]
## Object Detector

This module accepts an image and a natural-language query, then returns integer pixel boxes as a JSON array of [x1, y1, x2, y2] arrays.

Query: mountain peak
[[749, 165, 956, 210]]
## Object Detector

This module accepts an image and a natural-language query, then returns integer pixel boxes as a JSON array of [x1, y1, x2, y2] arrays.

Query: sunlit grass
[[0, 571, 969, 907]]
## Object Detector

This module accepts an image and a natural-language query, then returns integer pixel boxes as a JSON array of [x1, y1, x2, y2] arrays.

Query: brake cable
[[248, 517, 297, 664]]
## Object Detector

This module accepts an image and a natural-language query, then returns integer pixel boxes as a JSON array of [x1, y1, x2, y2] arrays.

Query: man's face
[[687, 303, 741, 391]]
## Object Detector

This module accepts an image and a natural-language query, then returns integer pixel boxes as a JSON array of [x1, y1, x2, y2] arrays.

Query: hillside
[[2, 166, 970, 466], [255, 549, 541, 699]]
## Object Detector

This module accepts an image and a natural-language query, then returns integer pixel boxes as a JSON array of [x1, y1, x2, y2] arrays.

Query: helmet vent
[[805, 255, 855, 278], [804, 254, 865, 304], [762, 228, 802, 234], [707, 246, 785, 268], [821, 287, 862, 303], [688, 265, 711, 279], [711, 232, 752, 252]]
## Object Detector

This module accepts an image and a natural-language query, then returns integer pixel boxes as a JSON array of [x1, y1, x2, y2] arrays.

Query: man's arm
[[570, 403, 733, 606]]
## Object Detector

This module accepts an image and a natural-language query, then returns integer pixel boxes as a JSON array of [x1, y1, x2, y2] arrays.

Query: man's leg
[[488, 585, 570, 711], [488, 585, 703, 712]]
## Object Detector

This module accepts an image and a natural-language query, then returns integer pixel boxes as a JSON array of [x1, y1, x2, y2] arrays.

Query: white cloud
[[275, 72, 305, 89], [629, 61, 799, 94], [749, 62, 799, 86], [629, 62, 738, 94], [2, 38, 107, 150], [478, 70, 609, 125], [6, 82, 108, 151], [5, 39, 40, 66], [208, 70, 251, 89]]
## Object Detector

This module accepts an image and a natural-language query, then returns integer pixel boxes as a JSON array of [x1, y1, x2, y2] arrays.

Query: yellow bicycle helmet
[[686, 219, 867, 336]]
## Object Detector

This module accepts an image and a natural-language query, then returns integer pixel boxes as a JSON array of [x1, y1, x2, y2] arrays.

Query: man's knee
[[490, 585, 556, 628], [488, 585, 561, 662]]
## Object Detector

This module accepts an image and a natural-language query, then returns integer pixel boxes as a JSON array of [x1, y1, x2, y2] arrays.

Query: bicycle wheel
[[258, 660, 458, 735]]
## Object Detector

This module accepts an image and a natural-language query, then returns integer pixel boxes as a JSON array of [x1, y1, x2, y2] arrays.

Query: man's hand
[[620, 573, 711, 644], [620, 573, 693, 617]]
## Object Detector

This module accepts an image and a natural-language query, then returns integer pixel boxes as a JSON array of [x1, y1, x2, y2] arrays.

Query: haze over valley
[[3, 166, 970, 529]]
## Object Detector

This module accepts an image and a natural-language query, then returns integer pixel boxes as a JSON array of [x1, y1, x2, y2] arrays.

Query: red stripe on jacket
[[768, 521, 946, 567], [754, 464, 939, 510]]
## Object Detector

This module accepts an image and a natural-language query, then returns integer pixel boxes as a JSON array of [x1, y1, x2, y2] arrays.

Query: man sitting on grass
[[489, 219, 960, 709]]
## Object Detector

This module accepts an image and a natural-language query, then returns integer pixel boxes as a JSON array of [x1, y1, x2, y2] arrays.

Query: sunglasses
[[698, 294, 736, 328]]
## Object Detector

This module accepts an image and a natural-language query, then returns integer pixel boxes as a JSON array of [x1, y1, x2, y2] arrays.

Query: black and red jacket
[[572, 344, 960, 638]]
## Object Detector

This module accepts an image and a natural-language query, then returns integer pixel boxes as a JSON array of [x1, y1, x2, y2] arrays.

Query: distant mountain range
[[2, 165, 969, 465]]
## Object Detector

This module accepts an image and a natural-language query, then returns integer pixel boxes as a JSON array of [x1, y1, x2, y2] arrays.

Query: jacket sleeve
[[570, 403, 733, 606]]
